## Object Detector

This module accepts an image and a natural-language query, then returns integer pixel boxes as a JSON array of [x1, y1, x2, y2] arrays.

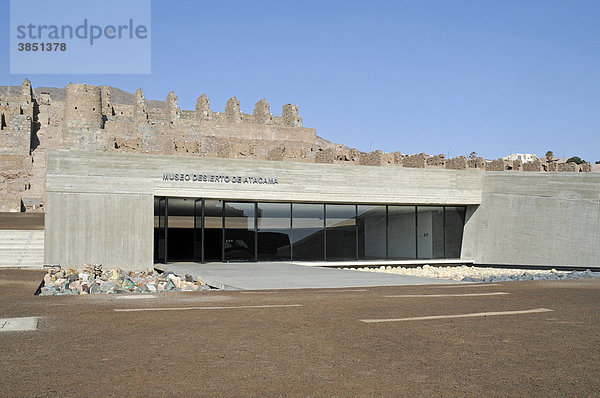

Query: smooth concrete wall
[[45, 151, 155, 270], [44, 150, 484, 269], [47, 150, 484, 205], [45, 150, 600, 270], [462, 172, 600, 268], [44, 192, 153, 269]]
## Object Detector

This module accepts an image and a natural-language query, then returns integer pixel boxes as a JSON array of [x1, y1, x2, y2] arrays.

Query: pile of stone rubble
[[346, 264, 600, 282], [39, 265, 209, 296]]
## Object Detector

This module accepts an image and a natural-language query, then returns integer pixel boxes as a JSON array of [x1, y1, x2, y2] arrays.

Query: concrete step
[[0, 239, 44, 244], [0, 235, 44, 238], [0, 250, 45, 255], [0, 244, 44, 248], [0, 250, 45, 256], [1, 240, 44, 243], [0, 229, 45, 269], [0, 234, 44, 238], [0, 230, 44, 235]]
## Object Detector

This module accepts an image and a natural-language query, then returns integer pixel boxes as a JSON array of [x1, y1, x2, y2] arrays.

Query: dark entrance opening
[[204, 199, 223, 263], [165, 198, 194, 262]]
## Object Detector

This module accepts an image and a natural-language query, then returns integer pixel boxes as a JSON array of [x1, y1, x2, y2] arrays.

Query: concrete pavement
[[159, 262, 457, 290]]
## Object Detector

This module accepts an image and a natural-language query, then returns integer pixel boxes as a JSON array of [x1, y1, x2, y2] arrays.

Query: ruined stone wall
[[403, 153, 427, 168], [0, 154, 32, 211], [445, 156, 467, 170], [0, 79, 591, 213], [358, 150, 395, 166], [0, 79, 33, 155], [523, 159, 544, 172], [61, 83, 108, 152], [64, 83, 103, 130]]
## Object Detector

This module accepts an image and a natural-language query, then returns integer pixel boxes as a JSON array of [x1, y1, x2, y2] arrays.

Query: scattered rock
[[89, 283, 101, 295], [100, 282, 118, 294], [38, 267, 209, 296]]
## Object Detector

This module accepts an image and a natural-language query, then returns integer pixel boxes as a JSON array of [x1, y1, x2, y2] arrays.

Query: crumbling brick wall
[[315, 148, 335, 164], [467, 157, 486, 169], [359, 150, 394, 166], [403, 153, 427, 168], [427, 154, 446, 168], [446, 156, 468, 170], [0, 154, 33, 212], [486, 159, 507, 171], [558, 162, 579, 172], [253, 99, 273, 124], [523, 159, 544, 172]]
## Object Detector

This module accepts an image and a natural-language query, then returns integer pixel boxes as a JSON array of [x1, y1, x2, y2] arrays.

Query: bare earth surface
[[0, 269, 598, 397]]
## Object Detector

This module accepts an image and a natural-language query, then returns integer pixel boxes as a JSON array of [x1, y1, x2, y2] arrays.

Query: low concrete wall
[[463, 172, 600, 269]]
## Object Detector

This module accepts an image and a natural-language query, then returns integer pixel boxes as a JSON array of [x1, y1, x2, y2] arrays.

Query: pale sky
[[2, 0, 598, 162]]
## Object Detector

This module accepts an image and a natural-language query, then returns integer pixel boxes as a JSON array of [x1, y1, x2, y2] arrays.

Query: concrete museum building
[[1, 80, 599, 270]]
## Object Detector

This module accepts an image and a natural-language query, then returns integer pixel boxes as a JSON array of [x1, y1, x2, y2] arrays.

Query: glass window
[[292, 203, 324, 261], [154, 197, 167, 264], [154, 197, 468, 264], [388, 206, 417, 259], [224, 202, 256, 261], [417, 206, 444, 259], [204, 199, 223, 262], [166, 197, 195, 262], [257, 202, 291, 261], [444, 206, 466, 258], [193, 199, 202, 261], [326, 204, 356, 261], [357, 205, 386, 260]]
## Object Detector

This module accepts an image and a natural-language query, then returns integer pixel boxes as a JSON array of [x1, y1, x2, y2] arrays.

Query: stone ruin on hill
[[0, 79, 591, 213]]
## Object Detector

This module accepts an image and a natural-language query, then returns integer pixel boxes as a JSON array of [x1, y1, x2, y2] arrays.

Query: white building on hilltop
[[503, 153, 540, 163]]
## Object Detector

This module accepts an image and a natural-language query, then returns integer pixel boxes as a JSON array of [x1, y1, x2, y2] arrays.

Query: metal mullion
[[254, 202, 258, 262], [355, 204, 358, 261], [290, 203, 293, 261], [201, 199, 205, 264], [164, 197, 168, 264], [443, 207, 447, 259], [193, 199, 197, 262], [415, 205, 418, 259], [221, 200, 225, 263], [385, 205, 389, 261], [323, 204, 327, 261]]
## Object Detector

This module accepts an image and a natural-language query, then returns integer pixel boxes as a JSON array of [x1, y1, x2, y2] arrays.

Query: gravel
[[344, 264, 600, 282]]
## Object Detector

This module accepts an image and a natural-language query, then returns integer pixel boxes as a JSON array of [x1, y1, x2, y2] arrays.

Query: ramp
[[160, 262, 457, 290]]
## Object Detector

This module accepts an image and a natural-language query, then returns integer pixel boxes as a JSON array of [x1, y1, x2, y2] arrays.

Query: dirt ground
[[0, 269, 598, 397], [0, 213, 44, 230]]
